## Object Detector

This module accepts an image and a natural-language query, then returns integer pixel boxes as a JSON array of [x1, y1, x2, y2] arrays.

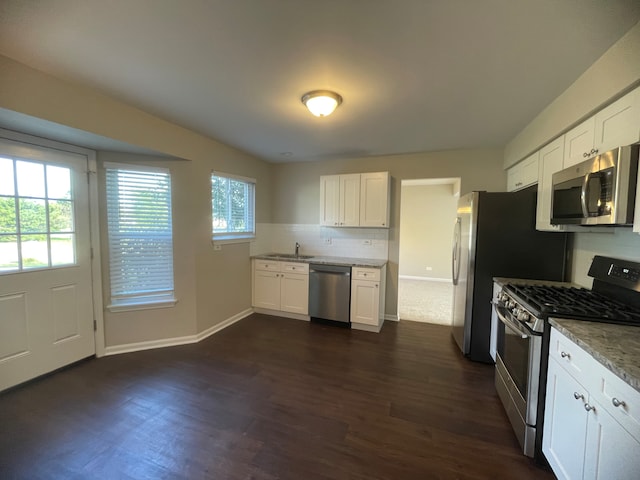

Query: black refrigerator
[[450, 188, 567, 363]]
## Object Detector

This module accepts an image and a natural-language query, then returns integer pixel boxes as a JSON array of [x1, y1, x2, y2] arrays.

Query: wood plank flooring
[[0, 314, 553, 479]]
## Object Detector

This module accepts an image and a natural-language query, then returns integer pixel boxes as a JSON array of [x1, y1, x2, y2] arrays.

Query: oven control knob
[[518, 311, 530, 322], [507, 300, 516, 309]]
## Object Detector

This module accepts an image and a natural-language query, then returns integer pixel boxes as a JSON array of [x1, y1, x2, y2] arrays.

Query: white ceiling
[[0, 1, 639, 163]]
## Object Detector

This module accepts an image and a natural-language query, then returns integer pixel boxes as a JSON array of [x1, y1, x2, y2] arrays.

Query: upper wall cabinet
[[320, 172, 390, 228], [564, 86, 640, 167], [359, 172, 391, 227], [507, 151, 539, 192], [536, 136, 565, 231]]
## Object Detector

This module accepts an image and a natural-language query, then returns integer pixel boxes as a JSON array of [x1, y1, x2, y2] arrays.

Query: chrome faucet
[[295, 242, 300, 257]]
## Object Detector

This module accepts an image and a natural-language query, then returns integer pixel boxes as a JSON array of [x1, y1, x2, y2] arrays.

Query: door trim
[[0, 128, 105, 357]]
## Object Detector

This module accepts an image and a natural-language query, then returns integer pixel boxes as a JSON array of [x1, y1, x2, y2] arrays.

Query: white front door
[[0, 138, 95, 391]]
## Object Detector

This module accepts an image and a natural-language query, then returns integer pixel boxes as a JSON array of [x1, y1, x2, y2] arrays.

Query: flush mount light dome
[[301, 90, 343, 117]]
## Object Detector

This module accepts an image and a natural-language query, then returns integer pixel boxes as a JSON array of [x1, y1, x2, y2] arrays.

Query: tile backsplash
[[251, 223, 389, 260]]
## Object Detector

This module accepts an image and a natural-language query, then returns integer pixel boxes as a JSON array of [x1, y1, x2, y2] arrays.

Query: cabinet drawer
[[281, 262, 309, 274], [591, 360, 640, 443], [549, 328, 596, 389], [352, 267, 380, 281], [254, 260, 280, 271]]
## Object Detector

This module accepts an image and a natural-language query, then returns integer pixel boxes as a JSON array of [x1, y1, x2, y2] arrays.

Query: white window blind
[[211, 172, 255, 241], [105, 164, 175, 309]]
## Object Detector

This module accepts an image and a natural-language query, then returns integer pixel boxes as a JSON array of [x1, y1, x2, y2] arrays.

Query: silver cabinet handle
[[560, 351, 571, 359], [574, 392, 584, 400], [375, 284, 378, 288], [584, 404, 596, 412], [612, 398, 626, 408]]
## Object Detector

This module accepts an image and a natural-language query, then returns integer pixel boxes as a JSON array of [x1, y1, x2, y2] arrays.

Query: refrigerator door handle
[[452, 217, 461, 285]]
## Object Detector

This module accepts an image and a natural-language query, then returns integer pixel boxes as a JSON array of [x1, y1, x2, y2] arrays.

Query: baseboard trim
[[399, 275, 451, 283], [196, 308, 253, 341], [384, 314, 399, 322], [253, 308, 310, 321], [104, 308, 254, 356]]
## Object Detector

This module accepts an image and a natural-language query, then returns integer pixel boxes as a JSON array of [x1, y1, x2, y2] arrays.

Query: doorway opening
[[398, 178, 460, 324]]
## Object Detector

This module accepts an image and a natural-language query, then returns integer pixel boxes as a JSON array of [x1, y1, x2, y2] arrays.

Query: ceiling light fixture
[[301, 90, 343, 117]]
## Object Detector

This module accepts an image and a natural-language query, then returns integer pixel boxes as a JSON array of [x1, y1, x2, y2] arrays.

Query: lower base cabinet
[[543, 328, 640, 480], [252, 260, 309, 315], [350, 266, 386, 332]]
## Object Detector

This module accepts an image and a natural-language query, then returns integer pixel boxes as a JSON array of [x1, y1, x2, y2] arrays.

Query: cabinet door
[[583, 397, 640, 480], [564, 117, 596, 167], [339, 174, 361, 226], [593, 87, 640, 156], [506, 164, 522, 192], [506, 153, 538, 192], [359, 172, 390, 227], [350, 279, 379, 326], [280, 272, 309, 315], [320, 175, 340, 226], [543, 357, 589, 480], [253, 270, 281, 310], [536, 137, 564, 231]]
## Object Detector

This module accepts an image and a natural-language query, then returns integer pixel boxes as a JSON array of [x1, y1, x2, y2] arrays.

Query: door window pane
[[16, 161, 45, 198], [0, 197, 16, 233], [19, 199, 47, 233], [0, 155, 77, 273], [46, 165, 72, 199], [51, 234, 75, 266], [0, 158, 14, 195], [21, 234, 49, 269], [49, 200, 73, 232], [0, 235, 18, 271]]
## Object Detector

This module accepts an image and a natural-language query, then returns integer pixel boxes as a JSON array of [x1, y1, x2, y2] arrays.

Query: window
[[105, 163, 175, 310], [211, 172, 255, 241], [0, 156, 75, 273]]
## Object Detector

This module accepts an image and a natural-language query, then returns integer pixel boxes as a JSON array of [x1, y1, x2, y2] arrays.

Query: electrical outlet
[[324, 238, 332, 245], [214, 244, 222, 251], [426, 266, 433, 271]]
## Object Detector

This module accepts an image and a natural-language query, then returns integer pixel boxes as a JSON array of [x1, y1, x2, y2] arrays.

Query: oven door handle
[[492, 301, 537, 338]]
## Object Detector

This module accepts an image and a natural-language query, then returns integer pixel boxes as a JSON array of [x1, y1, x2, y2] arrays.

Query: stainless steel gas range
[[492, 255, 640, 461]]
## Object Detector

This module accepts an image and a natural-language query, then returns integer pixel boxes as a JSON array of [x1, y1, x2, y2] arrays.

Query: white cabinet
[[350, 266, 386, 332], [536, 136, 565, 231], [319, 175, 340, 226], [339, 174, 361, 227], [320, 172, 390, 228], [507, 151, 539, 192], [359, 172, 390, 227], [320, 174, 360, 227], [252, 260, 309, 316], [564, 117, 596, 168], [543, 327, 640, 480], [564, 86, 640, 167]]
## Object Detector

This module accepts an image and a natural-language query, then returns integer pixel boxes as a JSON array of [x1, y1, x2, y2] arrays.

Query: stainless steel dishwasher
[[309, 264, 351, 324]]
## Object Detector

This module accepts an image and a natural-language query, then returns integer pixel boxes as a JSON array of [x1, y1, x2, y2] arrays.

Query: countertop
[[550, 318, 640, 393], [252, 253, 387, 268]]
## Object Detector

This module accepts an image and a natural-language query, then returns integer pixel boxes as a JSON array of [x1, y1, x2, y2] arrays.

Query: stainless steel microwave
[[551, 145, 639, 226]]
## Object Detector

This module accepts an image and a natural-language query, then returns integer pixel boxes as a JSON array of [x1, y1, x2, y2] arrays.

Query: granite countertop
[[252, 253, 387, 268], [549, 318, 640, 393]]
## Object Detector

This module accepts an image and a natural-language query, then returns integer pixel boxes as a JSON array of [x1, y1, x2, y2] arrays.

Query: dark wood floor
[[0, 314, 553, 479]]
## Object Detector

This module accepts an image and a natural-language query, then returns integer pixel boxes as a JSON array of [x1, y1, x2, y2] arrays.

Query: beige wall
[[271, 148, 506, 317], [0, 56, 273, 348], [399, 183, 458, 279], [504, 21, 640, 167]]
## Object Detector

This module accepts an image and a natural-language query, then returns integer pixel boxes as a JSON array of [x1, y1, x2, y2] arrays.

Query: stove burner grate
[[503, 284, 640, 324]]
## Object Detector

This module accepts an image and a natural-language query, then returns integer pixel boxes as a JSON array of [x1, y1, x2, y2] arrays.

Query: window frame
[[211, 171, 256, 244], [104, 162, 176, 312]]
